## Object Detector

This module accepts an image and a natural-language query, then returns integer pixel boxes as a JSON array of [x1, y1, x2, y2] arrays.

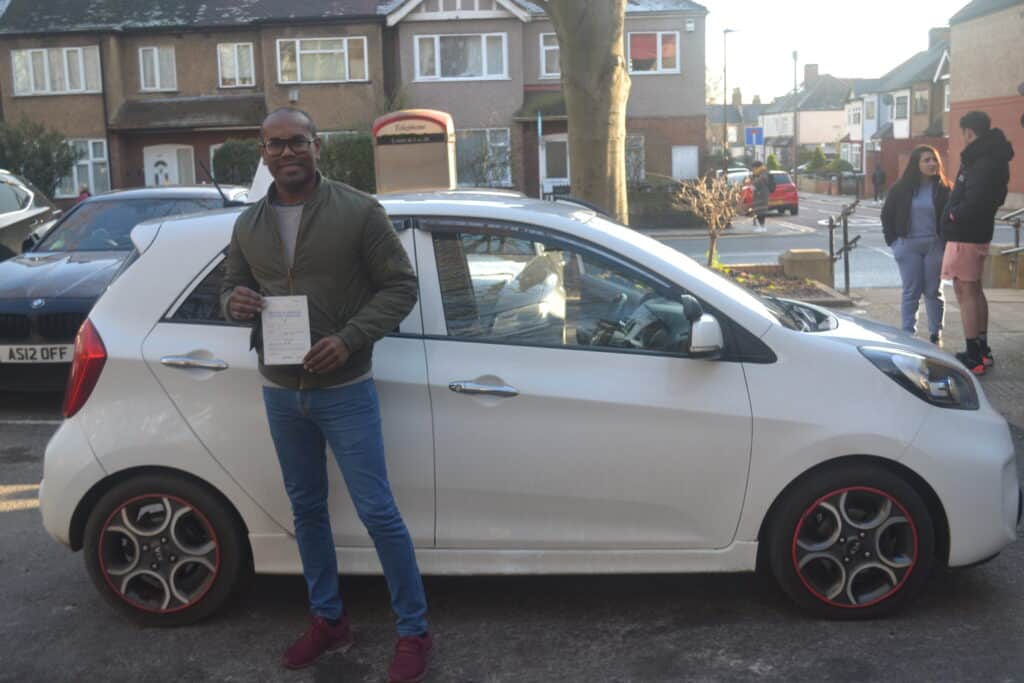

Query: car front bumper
[[902, 406, 1018, 567]]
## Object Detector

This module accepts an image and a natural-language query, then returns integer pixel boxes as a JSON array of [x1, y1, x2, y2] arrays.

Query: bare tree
[[534, 0, 631, 224], [677, 174, 742, 267]]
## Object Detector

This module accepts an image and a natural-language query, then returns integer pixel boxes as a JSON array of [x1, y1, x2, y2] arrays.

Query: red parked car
[[739, 171, 799, 216]]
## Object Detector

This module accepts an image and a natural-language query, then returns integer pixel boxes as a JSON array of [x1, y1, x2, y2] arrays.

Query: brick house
[[948, 0, 1024, 209], [0, 0, 708, 204]]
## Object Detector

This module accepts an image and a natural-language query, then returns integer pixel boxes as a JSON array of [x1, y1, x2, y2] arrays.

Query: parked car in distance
[[0, 169, 60, 261], [739, 171, 800, 215], [0, 185, 246, 391], [39, 190, 1018, 627]]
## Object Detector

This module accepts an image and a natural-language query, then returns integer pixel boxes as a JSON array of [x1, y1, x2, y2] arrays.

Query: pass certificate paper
[[261, 295, 311, 365]]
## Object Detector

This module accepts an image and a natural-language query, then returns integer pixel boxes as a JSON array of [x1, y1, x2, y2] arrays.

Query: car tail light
[[63, 319, 107, 418]]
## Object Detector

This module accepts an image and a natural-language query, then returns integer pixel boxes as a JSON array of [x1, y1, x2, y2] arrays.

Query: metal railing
[[826, 199, 860, 295]]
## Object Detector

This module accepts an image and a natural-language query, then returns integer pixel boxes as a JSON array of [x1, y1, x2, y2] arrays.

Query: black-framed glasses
[[261, 136, 315, 155]]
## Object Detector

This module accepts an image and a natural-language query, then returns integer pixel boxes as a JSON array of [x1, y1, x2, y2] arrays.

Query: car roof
[[87, 185, 247, 202]]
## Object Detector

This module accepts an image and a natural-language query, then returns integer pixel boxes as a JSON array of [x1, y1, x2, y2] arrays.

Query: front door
[[415, 220, 753, 550], [144, 145, 196, 186], [140, 228, 435, 548], [540, 134, 570, 196]]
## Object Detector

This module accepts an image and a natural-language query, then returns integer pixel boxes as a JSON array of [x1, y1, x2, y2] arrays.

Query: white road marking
[[870, 246, 895, 260]]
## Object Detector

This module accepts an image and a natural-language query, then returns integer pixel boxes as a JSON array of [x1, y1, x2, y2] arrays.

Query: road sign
[[745, 127, 764, 146]]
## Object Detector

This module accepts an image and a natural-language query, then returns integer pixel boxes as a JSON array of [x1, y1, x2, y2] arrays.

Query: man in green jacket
[[221, 108, 430, 683]]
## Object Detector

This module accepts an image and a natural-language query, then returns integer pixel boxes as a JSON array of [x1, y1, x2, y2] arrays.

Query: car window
[[0, 182, 30, 214], [170, 259, 232, 324], [173, 198, 227, 215], [432, 227, 694, 354], [771, 172, 792, 185], [37, 198, 194, 252]]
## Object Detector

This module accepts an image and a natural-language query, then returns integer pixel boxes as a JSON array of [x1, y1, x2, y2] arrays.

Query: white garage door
[[671, 145, 700, 180]]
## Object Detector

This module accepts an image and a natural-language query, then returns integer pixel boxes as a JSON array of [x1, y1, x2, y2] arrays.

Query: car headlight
[[859, 346, 979, 410]]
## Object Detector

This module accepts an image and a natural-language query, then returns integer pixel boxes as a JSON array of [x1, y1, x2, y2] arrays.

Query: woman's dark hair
[[895, 145, 950, 191]]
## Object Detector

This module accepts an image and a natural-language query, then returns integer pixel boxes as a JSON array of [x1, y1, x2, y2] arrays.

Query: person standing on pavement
[[881, 145, 951, 344], [750, 161, 774, 232], [872, 165, 887, 203], [220, 107, 432, 683], [941, 110, 1014, 375]]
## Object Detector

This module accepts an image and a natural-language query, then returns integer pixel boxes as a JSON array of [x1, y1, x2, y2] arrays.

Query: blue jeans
[[262, 379, 428, 636], [892, 236, 945, 337]]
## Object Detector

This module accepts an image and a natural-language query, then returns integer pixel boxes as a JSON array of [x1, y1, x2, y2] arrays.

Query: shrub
[[212, 138, 260, 185], [319, 134, 376, 193], [0, 118, 79, 198]]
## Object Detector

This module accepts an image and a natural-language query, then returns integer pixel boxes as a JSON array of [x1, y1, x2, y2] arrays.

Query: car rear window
[[771, 172, 793, 185], [37, 198, 224, 252]]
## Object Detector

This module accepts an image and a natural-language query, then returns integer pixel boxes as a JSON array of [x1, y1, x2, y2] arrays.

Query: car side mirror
[[679, 294, 703, 323], [690, 314, 724, 359]]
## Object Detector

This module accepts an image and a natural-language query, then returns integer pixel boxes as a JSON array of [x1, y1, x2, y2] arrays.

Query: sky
[[702, 0, 969, 105]]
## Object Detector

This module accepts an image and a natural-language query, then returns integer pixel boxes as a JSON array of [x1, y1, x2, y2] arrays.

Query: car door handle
[[448, 381, 519, 398], [160, 356, 230, 371]]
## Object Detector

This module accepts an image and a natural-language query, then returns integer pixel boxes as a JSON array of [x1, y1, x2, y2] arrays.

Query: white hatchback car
[[40, 191, 1019, 626]]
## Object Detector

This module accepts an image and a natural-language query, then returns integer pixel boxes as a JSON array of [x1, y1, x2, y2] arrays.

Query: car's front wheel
[[83, 473, 249, 626], [766, 463, 935, 619], [789, 206, 799, 216]]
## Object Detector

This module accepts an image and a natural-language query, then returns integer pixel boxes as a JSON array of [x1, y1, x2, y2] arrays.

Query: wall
[[797, 110, 845, 145], [950, 3, 1024, 102]]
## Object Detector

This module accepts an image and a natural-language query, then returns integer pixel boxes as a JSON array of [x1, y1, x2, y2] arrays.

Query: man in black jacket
[[941, 111, 1015, 375]]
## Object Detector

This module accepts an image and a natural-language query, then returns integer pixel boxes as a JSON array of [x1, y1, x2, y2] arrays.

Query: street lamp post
[[722, 28, 736, 175], [792, 50, 799, 181]]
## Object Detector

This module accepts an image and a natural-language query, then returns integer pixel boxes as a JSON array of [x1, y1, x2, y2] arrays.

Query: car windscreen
[[771, 172, 793, 185], [37, 198, 223, 252]]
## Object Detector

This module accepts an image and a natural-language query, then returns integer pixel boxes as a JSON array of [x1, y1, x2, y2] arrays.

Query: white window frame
[[276, 37, 369, 85], [455, 127, 512, 187], [943, 83, 950, 113], [627, 31, 681, 75], [539, 32, 559, 79], [414, 32, 509, 82], [11, 46, 101, 96], [139, 46, 177, 92], [410, 0, 506, 20], [865, 100, 876, 120], [55, 138, 108, 198], [217, 42, 255, 88]]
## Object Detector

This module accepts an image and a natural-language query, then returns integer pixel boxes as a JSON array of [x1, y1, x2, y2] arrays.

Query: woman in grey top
[[881, 146, 952, 344]]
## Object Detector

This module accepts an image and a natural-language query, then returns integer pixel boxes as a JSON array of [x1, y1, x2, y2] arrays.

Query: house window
[[218, 43, 255, 88], [139, 46, 177, 91], [865, 100, 876, 120], [627, 32, 679, 74], [913, 91, 929, 115], [726, 126, 738, 144], [626, 134, 645, 183], [56, 139, 109, 198], [419, 0, 498, 11], [415, 33, 507, 81], [277, 37, 368, 84], [894, 95, 908, 120], [11, 46, 101, 95], [685, 19, 696, 33], [944, 83, 950, 113], [456, 128, 511, 187], [850, 109, 861, 125], [540, 33, 560, 79]]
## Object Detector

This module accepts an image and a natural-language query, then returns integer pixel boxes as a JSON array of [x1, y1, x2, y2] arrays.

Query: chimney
[[929, 27, 950, 48], [731, 88, 742, 106], [753, 94, 762, 105], [804, 64, 819, 85]]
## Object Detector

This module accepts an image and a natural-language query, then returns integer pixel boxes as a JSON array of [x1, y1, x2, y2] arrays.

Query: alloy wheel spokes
[[101, 495, 219, 612], [794, 487, 916, 607]]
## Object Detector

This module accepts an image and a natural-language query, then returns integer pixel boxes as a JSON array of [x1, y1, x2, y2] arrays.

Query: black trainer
[[955, 351, 986, 376]]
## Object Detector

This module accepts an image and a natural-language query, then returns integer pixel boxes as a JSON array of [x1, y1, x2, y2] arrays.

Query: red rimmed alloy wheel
[[84, 473, 248, 626], [767, 464, 935, 619]]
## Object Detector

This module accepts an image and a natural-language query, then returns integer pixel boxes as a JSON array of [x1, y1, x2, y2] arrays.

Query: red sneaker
[[387, 633, 433, 683], [282, 615, 353, 670]]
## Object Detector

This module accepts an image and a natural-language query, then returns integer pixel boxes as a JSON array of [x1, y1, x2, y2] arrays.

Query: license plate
[[0, 345, 74, 363]]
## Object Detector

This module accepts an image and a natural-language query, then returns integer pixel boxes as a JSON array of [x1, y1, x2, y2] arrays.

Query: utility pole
[[792, 50, 799, 181], [722, 29, 735, 175]]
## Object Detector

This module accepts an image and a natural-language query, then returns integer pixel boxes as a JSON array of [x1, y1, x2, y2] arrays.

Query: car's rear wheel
[[766, 463, 935, 619], [790, 206, 799, 216], [83, 473, 248, 626]]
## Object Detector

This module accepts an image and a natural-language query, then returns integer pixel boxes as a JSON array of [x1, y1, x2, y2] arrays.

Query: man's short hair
[[750, 160, 764, 168], [262, 107, 318, 137], [959, 111, 991, 136]]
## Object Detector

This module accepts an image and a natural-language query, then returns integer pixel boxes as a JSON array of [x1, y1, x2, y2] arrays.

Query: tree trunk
[[537, 0, 631, 224], [707, 233, 718, 267]]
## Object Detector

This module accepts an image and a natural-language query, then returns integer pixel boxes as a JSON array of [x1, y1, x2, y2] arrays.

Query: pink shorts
[[941, 241, 989, 282]]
